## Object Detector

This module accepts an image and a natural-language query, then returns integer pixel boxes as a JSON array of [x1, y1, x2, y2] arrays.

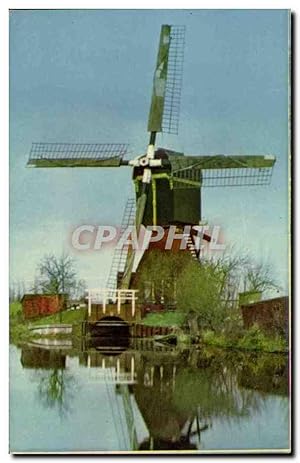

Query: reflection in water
[[15, 340, 289, 452], [21, 345, 66, 370], [87, 336, 130, 355], [37, 368, 76, 416], [21, 345, 76, 417]]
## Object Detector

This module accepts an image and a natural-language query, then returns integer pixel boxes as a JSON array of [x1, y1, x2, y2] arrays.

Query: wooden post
[[132, 291, 136, 317], [117, 290, 121, 314], [88, 290, 91, 317], [103, 290, 106, 314], [116, 358, 120, 382], [160, 365, 164, 379], [150, 366, 154, 387], [131, 356, 135, 382]]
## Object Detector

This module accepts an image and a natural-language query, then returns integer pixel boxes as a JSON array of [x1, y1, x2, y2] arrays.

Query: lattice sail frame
[[162, 25, 186, 135], [201, 166, 274, 187], [106, 198, 136, 294], [147, 25, 185, 135], [28, 142, 128, 167], [170, 154, 275, 187], [173, 166, 274, 187]]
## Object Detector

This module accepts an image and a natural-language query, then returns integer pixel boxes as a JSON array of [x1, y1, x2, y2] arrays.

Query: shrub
[[221, 311, 244, 342], [237, 324, 287, 353], [237, 324, 265, 350], [202, 324, 287, 353], [202, 330, 235, 348]]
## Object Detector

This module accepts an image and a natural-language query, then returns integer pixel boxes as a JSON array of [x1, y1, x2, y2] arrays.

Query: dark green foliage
[[237, 324, 287, 353], [202, 324, 287, 353], [136, 251, 231, 331], [176, 259, 227, 331], [135, 250, 193, 306]]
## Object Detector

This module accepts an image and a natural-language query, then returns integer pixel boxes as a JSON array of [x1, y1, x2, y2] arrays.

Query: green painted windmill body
[[27, 25, 276, 291]]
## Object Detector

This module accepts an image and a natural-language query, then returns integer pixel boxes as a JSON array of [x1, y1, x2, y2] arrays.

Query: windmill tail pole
[[120, 250, 135, 290], [149, 132, 156, 146], [120, 186, 148, 290]]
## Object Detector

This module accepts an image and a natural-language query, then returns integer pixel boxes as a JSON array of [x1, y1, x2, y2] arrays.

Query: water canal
[[9, 340, 290, 453]]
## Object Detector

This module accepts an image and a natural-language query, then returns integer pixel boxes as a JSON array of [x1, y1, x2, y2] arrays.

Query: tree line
[[10, 253, 86, 302]]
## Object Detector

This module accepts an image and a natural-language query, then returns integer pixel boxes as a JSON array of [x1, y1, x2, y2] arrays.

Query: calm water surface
[[9, 339, 290, 453]]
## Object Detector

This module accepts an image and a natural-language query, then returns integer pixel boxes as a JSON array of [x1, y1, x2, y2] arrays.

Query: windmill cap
[[264, 155, 276, 160]]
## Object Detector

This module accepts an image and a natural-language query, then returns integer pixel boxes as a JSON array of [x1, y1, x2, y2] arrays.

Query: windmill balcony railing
[[86, 288, 139, 317]]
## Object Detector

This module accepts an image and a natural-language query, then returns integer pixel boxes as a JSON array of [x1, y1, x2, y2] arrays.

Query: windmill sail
[[106, 198, 136, 295], [169, 154, 276, 187], [147, 25, 185, 135], [27, 142, 129, 167], [26, 24, 278, 296], [201, 166, 274, 187]]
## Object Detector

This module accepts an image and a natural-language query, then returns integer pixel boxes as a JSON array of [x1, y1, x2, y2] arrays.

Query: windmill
[[27, 25, 276, 295]]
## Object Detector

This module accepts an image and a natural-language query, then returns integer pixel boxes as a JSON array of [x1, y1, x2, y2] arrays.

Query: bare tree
[[203, 247, 251, 305], [35, 253, 79, 322], [36, 253, 77, 296], [243, 261, 280, 294], [206, 248, 280, 301]]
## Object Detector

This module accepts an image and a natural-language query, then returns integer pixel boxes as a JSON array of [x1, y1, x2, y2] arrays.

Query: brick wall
[[22, 294, 65, 319], [241, 296, 289, 337]]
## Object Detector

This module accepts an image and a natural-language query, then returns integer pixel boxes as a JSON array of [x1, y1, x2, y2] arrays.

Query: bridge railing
[[86, 288, 139, 317], [87, 356, 136, 384]]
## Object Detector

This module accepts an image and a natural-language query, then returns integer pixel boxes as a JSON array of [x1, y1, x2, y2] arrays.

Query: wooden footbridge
[[85, 289, 173, 338], [87, 289, 140, 323]]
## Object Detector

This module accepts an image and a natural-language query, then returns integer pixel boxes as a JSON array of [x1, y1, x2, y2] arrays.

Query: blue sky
[[9, 9, 290, 292]]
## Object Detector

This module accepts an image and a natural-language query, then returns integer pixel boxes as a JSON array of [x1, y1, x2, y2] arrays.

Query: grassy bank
[[10, 302, 29, 343], [9, 302, 87, 344], [202, 326, 288, 354], [141, 311, 185, 327], [29, 307, 87, 325], [141, 311, 287, 354], [10, 303, 288, 354]]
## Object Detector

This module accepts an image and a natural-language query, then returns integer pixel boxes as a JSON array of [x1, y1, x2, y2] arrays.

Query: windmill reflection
[[83, 340, 288, 450], [20, 340, 288, 451]]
